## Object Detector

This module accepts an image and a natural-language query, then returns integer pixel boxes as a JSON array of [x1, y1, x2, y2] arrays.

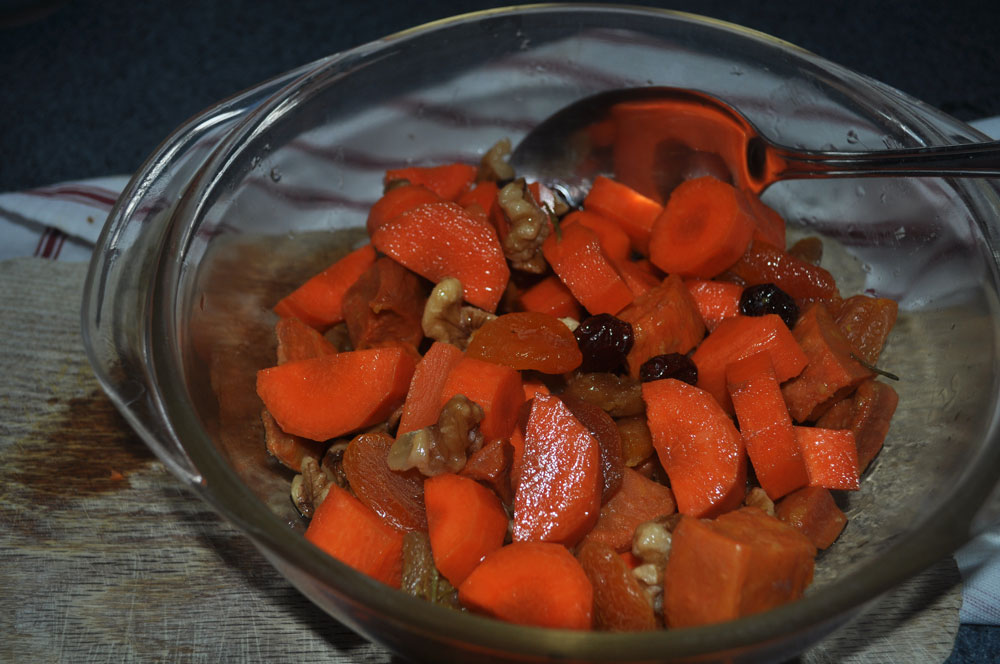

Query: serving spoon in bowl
[[509, 87, 1000, 205]]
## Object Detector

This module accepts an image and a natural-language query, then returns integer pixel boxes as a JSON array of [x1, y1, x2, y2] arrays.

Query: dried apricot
[[576, 539, 657, 631], [343, 431, 427, 532], [466, 311, 582, 374]]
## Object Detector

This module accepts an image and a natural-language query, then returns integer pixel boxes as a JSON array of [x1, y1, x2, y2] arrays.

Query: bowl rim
[[113, 2, 1000, 659]]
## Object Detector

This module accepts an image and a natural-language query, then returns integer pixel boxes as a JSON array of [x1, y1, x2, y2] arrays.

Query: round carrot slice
[[648, 176, 754, 278]]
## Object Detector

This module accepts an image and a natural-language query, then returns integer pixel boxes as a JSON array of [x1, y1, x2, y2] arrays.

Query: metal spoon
[[509, 87, 1000, 205]]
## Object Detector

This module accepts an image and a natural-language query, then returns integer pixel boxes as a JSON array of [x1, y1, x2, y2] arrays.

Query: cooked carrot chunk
[[617, 273, 705, 378], [775, 486, 848, 550], [642, 378, 747, 518], [663, 507, 815, 628], [781, 303, 874, 422]]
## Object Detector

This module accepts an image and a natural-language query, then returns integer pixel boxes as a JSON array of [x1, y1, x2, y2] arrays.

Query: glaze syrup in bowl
[[82, 5, 1000, 662]]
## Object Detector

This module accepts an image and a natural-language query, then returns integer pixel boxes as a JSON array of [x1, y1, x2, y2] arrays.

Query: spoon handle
[[768, 140, 1000, 180]]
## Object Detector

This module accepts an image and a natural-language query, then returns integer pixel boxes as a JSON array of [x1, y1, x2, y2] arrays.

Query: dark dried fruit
[[401, 531, 461, 608], [638, 353, 698, 385], [739, 283, 799, 328], [574, 314, 635, 373]]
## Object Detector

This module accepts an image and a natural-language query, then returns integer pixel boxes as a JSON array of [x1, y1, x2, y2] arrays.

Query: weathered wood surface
[[0, 257, 961, 663]]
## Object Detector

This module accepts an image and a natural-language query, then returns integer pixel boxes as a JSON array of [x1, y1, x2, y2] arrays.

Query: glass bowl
[[82, 4, 1000, 662]]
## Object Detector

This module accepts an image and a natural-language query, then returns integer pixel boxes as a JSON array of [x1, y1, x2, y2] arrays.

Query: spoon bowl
[[510, 86, 1000, 203]]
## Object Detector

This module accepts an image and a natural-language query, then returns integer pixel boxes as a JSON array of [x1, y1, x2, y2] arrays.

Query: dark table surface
[[2, 1, 998, 661]]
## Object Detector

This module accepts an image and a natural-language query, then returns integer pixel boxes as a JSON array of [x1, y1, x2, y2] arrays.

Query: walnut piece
[[478, 137, 516, 182], [497, 178, 551, 274], [745, 486, 776, 516], [630, 515, 679, 615], [290, 441, 350, 518], [387, 394, 485, 476], [632, 518, 674, 568], [421, 277, 495, 350], [291, 456, 331, 519]]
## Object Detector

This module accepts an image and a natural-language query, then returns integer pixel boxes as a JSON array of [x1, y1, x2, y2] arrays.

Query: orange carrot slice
[[439, 356, 524, 443], [366, 184, 442, 235], [305, 485, 405, 588], [780, 303, 874, 422], [794, 426, 860, 490], [542, 221, 634, 316], [274, 316, 339, 365], [613, 257, 662, 299], [641, 378, 747, 518], [815, 378, 898, 473], [741, 191, 786, 249], [662, 508, 815, 628], [384, 163, 478, 201], [775, 486, 848, 550], [256, 346, 415, 440], [648, 176, 755, 279], [521, 377, 551, 401], [397, 341, 465, 436], [457, 180, 500, 227], [562, 209, 632, 261], [583, 175, 663, 255], [617, 273, 705, 378], [272, 244, 377, 330], [726, 352, 808, 500], [684, 278, 743, 332], [518, 274, 582, 320], [371, 201, 510, 312], [691, 313, 807, 413], [458, 541, 594, 630], [425, 473, 509, 587], [581, 467, 676, 552], [513, 393, 602, 546]]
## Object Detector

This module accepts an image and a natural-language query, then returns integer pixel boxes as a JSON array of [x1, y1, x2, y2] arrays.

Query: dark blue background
[[2, 1, 997, 661], [3, 0, 1000, 193]]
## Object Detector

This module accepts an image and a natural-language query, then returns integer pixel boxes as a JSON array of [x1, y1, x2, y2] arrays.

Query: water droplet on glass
[[270, 168, 282, 182], [250, 155, 262, 169], [894, 226, 906, 240], [846, 130, 860, 144], [879, 192, 888, 204], [855, 185, 866, 197]]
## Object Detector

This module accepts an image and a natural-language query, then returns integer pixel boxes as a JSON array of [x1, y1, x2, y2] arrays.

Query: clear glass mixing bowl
[[82, 4, 1000, 662]]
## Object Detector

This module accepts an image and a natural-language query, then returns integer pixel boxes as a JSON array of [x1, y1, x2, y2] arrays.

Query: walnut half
[[421, 277, 495, 350], [387, 394, 485, 476], [497, 178, 551, 274], [290, 441, 349, 518]]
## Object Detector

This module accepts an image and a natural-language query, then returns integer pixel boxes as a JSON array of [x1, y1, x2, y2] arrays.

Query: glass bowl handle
[[81, 60, 324, 486]]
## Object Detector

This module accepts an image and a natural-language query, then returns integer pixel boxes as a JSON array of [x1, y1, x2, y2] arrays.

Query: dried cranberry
[[639, 353, 698, 385], [574, 314, 634, 373], [739, 283, 799, 328]]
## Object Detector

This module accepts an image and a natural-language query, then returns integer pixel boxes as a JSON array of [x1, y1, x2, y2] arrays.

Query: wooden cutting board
[[0, 257, 962, 663]]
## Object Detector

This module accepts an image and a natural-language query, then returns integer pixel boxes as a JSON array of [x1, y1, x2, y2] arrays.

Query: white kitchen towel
[[0, 175, 129, 262]]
